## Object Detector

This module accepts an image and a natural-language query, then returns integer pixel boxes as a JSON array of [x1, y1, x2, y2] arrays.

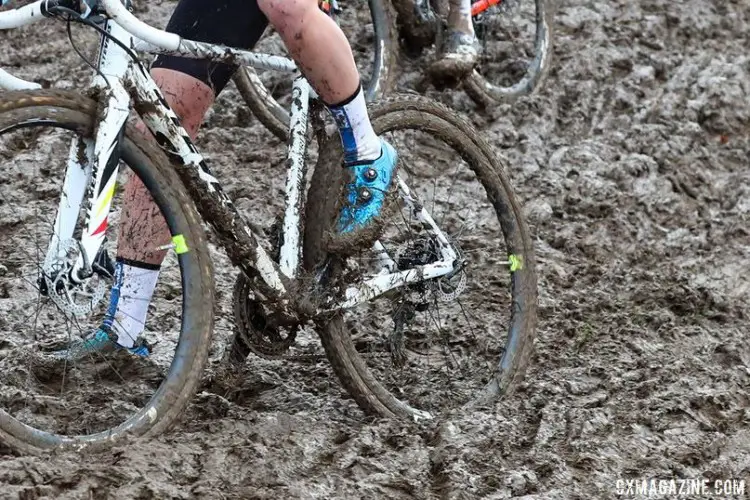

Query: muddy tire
[[0, 90, 214, 454], [464, 0, 555, 105], [304, 94, 538, 419], [233, 0, 398, 140]]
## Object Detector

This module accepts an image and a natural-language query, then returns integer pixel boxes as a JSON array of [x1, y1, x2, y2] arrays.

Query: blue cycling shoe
[[337, 138, 398, 235], [52, 327, 151, 362]]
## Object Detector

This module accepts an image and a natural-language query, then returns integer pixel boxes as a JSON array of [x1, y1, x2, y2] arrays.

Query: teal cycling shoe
[[337, 138, 398, 235], [52, 327, 151, 362]]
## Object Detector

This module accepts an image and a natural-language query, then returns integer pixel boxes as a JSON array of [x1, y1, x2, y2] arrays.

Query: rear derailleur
[[387, 235, 467, 366]]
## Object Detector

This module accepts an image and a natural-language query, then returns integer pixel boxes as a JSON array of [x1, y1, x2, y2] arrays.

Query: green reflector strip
[[172, 234, 189, 254], [509, 254, 523, 272]]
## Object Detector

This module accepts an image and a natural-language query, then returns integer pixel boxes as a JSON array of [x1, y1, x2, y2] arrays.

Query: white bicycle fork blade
[[59, 12, 136, 280], [71, 84, 130, 280], [43, 137, 95, 273]]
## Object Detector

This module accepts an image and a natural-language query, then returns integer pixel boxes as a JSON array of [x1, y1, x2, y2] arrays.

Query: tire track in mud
[[1, 0, 750, 498]]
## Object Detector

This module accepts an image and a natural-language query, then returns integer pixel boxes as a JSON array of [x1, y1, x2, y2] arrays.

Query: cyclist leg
[[258, 0, 398, 234]]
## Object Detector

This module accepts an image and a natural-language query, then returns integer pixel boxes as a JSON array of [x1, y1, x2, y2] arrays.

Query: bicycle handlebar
[[0, 0, 45, 29], [0, 0, 298, 87], [98, 0, 179, 50], [0, 0, 180, 51]]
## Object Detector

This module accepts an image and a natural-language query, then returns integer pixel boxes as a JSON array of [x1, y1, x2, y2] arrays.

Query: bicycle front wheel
[[0, 90, 214, 454], [234, 0, 397, 140], [304, 95, 538, 419]]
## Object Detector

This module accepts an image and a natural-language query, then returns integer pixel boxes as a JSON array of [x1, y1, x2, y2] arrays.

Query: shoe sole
[[323, 172, 400, 257]]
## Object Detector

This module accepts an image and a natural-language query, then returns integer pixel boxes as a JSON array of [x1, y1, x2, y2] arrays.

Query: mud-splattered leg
[[258, 0, 359, 104], [258, 0, 382, 163], [106, 69, 215, 348], [259, 0, 396, 241], [119, 69, 214, 264]]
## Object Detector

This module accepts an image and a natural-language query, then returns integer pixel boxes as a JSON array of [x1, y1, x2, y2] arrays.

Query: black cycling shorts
[[151, 0, 269, 94]]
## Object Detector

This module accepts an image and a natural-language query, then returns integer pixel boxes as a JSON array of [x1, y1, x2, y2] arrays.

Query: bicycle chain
[[233, 277, 396, 364], [232, 276, 392, 364]]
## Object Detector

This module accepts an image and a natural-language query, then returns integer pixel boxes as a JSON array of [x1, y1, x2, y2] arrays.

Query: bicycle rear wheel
[[234, 0, 397, 140], [304, 95, 537, 419], [0, 90, 214, 454], [464, 0, 554, 104]]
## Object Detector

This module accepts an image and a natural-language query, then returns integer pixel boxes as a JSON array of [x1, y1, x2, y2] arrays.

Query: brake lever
[[41, 0, 105, 21]]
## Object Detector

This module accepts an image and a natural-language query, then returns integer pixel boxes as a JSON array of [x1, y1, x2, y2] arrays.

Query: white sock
[[104, 259, 160, 348], [327, 85, 382, 165]]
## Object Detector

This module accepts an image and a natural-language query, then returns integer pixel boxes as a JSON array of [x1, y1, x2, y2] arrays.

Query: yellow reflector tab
[[172, 234, 189, 254], [508, 254, 523, 272]]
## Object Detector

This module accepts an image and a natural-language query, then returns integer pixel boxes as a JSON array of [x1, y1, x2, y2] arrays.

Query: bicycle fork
[[41, 14, 132, 302]]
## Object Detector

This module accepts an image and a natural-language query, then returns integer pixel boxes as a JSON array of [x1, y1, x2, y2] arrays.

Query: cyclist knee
[[258, 0, 318, 32]]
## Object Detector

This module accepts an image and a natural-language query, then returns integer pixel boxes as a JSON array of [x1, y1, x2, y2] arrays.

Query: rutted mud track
[[1, 0, 749, 498]]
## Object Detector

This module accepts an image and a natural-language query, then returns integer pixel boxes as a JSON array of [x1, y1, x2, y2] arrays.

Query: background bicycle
[[392, 0, 554, 104]]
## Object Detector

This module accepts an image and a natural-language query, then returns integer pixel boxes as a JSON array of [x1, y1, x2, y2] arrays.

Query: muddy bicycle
[[238, 0, 554, 142], [0, 0, 536, 454]]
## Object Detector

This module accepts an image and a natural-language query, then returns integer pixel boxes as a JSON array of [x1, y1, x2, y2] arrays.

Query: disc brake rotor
[[41, 238, 107, 318]]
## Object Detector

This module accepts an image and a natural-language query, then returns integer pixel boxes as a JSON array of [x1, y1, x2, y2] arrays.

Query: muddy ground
[[1, 0, 749, 498]]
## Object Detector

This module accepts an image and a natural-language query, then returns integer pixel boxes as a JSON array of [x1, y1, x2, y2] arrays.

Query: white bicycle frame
[[0, 0, 459, 318]]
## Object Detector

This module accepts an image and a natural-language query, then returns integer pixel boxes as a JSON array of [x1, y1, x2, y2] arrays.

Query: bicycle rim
[[464, 0, 554, 104], [304, 95, 538, 420], [0, 90, 214, 454]]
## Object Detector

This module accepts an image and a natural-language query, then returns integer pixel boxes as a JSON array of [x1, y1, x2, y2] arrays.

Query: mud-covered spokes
[[330, 124, 516, 414], [0, 122, 185, 437]]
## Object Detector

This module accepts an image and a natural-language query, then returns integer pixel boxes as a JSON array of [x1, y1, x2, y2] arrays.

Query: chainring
[[229, 217, 299, 360], [230, 272, 299, 360]]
